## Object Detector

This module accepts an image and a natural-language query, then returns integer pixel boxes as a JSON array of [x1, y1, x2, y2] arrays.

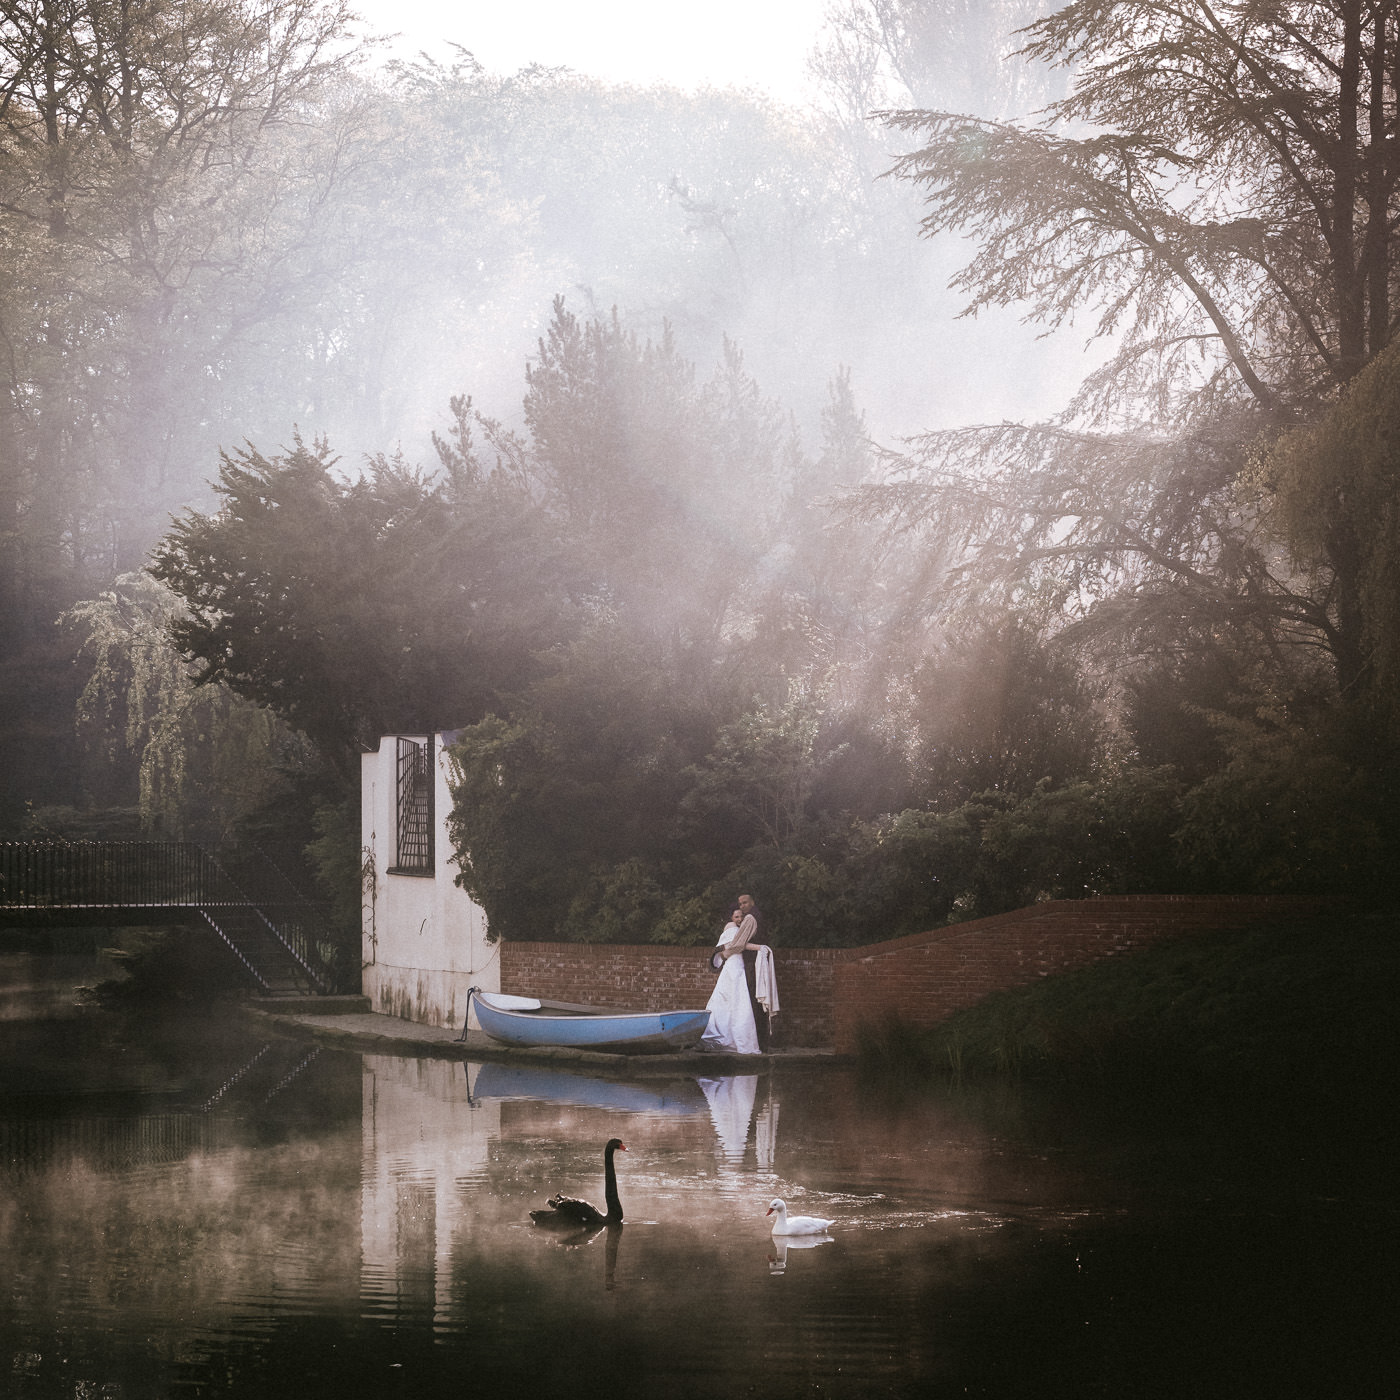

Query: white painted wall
[[359, 1053, 500, 1321], [361, 733, 499, 1028]]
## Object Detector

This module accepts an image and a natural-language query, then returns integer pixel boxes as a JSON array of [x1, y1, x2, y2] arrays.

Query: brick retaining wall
[[829, 895, 1329, 1053], [500, 896, 1331, 1053], [499, 942, 840, 1049]]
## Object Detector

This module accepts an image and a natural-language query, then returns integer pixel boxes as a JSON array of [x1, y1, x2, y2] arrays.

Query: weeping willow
[[68, 573, 311, 846]]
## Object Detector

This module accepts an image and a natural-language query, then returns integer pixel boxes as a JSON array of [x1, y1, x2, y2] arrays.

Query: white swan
[[766, 1197, 835, 1235]]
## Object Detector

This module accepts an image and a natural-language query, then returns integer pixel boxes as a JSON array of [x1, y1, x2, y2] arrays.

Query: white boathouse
[[360, 732, 498, 1027]]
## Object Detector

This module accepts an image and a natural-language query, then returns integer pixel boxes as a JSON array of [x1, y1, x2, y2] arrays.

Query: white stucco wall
[[361, 732, 498, 1028], [360, 1054, 500, 1320]]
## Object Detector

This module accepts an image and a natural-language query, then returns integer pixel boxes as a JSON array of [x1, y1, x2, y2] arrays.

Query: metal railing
[[0, 841, 239, 909], [0, 840, 350, 994]]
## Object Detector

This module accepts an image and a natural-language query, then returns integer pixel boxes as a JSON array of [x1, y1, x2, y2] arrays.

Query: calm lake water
[[1, 950, 1394, 1399]]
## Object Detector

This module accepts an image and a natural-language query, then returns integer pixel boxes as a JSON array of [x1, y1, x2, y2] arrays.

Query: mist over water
[[3, 5, 1398, 1389], [1, 953, 1394, 1399]]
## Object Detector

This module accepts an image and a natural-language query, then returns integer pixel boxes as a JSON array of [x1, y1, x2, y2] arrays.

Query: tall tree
[[847, 3, 1400, 708], [1267, 336, 1400, 714], [0, 0, 364, 609], [0, 1, 372, 823], [885, 1, 1400, 418], [150, 425, 568, 773], [512, 298, 784, 670], [812, 0, 1062, 118], [443, 306, 806, 941]]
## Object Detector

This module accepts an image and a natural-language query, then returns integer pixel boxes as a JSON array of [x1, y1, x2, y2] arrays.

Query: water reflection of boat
[[466, 1062, 707, 1115], [467, 988, 710, 1053]]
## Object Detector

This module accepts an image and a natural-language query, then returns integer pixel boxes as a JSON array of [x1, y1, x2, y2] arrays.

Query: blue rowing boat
[[466, 987, 711, 1054]]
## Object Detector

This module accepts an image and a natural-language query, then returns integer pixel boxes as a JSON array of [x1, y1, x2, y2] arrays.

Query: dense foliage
[[149, 424, 569, 771], [1, 10, 958, 826], [6, 2, 1400, 952]]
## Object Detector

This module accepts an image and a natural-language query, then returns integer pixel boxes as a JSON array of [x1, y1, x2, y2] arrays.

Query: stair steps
[[197, 906, 316, 997]]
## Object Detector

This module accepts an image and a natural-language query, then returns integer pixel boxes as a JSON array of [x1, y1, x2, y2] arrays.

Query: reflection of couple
[[697, 1072, 780, 1166], [702, 894, 764, 1054]]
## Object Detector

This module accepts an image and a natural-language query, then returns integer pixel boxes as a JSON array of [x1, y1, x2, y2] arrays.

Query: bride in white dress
[[701, 911, 761, 1054]]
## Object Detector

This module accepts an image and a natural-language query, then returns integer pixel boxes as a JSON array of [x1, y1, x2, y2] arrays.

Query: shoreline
[[242, 997, 847, 1077]]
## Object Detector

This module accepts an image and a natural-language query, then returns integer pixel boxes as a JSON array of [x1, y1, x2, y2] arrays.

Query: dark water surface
[[0, 951, 1394, 1399]]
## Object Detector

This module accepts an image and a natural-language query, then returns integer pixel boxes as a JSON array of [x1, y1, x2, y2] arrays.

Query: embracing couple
[[701, 893, 775, 1055]]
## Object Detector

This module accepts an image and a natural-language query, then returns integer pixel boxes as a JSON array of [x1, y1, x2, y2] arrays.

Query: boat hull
[[470, 990, 711, 1053], [467, 1063, 707, 1111]]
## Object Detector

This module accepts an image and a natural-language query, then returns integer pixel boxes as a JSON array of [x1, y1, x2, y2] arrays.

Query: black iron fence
[[0, 841, 241, 909], [0, 840, 352, 994]]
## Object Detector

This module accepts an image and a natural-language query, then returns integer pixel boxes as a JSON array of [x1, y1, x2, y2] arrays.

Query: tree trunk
[[1364, 7, 1395, 358], [1334, 0, 1366, 381]]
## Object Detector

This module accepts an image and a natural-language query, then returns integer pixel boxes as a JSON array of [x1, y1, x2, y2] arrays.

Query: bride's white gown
[[702, 925, 760, 1054]]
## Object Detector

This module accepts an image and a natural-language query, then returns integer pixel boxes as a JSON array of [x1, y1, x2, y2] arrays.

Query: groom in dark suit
[[735, 893, 771, 1051]]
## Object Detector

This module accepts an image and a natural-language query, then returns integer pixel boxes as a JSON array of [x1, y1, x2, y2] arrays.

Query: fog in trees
[[5, 1, 1397, 949]]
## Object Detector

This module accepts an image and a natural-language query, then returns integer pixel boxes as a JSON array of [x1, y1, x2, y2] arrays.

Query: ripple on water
[[3, 994, 1390, 1400]]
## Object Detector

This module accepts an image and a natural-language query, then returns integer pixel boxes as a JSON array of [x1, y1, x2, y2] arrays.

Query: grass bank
[[857, 905, 1399, 1117]]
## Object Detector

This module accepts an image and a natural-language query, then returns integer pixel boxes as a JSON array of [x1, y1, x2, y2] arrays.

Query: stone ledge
[[241, 1004, 847, 1075], [246, 994, 372, 1015]]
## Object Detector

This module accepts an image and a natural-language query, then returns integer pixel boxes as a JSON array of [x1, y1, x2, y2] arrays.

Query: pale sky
[[351, 0, 833, 104]]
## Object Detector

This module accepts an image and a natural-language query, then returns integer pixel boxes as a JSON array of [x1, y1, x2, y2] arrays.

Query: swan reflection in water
[[527, 1137, 628, 1290], [467, 1062, 787, 1292], [767, 1233, 834, 1274], [531, 1218, 625, 1290]]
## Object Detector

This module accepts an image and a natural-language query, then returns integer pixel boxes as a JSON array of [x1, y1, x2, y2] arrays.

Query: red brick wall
[[501, 896, 1330, 1054], [500, 942, 840, 1049], [764, 947, 840, 1048], [830, 895, 1329, 1053]]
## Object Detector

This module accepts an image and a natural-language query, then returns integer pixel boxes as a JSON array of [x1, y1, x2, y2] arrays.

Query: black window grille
[[394, 736, 434, 873]]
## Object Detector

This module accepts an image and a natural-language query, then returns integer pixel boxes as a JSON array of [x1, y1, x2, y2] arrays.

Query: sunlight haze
[[353, 0, 831, 102]]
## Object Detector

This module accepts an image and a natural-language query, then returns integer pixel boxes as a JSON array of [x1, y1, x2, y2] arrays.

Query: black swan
[[530, 1138, 626, 1228]]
